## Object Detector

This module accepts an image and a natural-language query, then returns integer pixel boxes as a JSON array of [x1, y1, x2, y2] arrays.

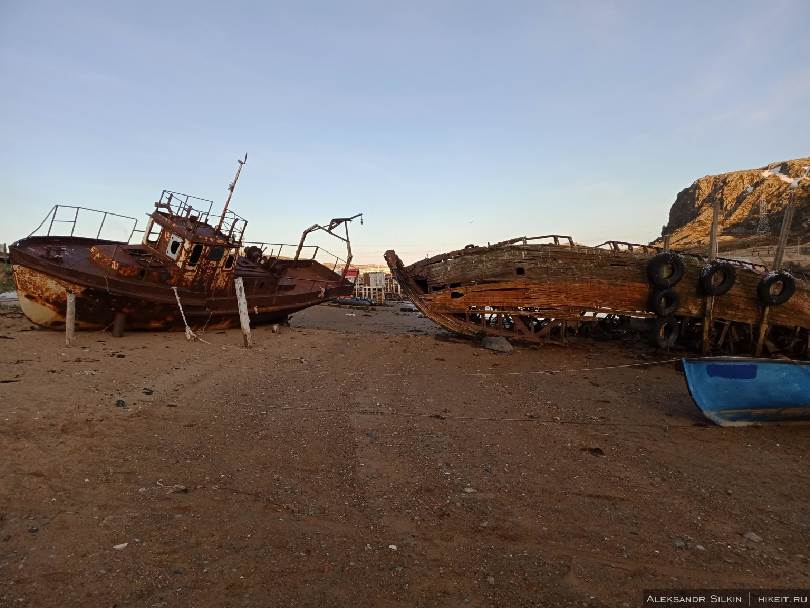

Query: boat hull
[[10, 237, 353, 331], [385, 241, 810, 355], [683, 357, 810, 426]]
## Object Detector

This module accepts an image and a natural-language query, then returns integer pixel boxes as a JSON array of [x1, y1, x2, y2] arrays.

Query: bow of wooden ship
[[385, 236, 810, 358], [10, 159, 360, 332]]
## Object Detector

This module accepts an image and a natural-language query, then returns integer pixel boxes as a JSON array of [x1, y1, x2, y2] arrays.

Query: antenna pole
[[217, 153, 248, 232]]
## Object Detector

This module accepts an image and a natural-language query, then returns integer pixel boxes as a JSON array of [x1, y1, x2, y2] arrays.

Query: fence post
[[234, 277, 252, 348]]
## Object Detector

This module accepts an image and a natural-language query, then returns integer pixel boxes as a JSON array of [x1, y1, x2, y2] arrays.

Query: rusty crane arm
[[294, 213, 363, 277]]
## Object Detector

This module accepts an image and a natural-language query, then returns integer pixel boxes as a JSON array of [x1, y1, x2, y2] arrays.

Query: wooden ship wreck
[[385, 202, 809, 359], [10, 157, 360, 332]]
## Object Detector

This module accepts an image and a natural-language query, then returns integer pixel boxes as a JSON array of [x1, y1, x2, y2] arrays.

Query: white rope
[[372, 357, 682, 378], [480, 357, 682, 377], [171, 286, 209, 343]]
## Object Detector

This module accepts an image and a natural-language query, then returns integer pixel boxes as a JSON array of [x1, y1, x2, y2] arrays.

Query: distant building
[[384, 273, 402, 300], [354, 270, 401, 303], [344, 266, 360, 283]]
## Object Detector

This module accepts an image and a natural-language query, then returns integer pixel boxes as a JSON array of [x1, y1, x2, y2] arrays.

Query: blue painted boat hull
[[683, 357, 810, 426]]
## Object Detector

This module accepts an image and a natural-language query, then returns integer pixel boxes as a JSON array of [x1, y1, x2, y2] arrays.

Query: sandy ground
[[1, 303, 809, 607]]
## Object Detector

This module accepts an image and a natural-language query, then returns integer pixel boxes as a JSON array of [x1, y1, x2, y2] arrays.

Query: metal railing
[[243, 241, 348, 273], [156, 190, 248, 245], [496, 235, 576, 247], [218, 210, 248, 245], [594, 239, 769, 272], [28, 205, 140, 243], [596, 240, 660, 254], [156, 190, 215, 224]]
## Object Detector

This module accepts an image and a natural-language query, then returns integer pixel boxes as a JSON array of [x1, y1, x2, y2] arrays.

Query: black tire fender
[[757, 271, 796, 306], [700, 261, 737, 296], [653, 316, 680, 349], [647, 252, 685, 288], [650, 288, 679, 317]]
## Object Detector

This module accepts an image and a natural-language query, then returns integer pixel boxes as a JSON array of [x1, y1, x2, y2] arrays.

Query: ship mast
[[216, 153, 248, 232]]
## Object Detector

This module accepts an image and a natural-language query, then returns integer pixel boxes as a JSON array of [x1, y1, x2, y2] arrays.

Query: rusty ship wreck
[[385, 235, 810, 358], [10, 157, 360, 332]]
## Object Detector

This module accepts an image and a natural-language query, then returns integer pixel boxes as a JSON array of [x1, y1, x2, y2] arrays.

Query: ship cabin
[[140, 190, 247, 292]]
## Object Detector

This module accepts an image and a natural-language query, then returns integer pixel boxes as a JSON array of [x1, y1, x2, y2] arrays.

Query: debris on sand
[[481, 336, 513, 353], [581, 447, 605, 457], [743, 531, 763, 543]]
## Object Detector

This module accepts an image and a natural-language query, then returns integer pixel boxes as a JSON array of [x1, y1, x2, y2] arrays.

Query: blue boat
[[683, 357, 810, 426]]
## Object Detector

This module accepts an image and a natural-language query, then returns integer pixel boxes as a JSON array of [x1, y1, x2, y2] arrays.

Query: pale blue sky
[[1, 1, 808, 263]]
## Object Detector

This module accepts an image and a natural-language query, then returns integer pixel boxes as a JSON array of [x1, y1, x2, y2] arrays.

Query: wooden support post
[[702, 302, 715, 356], [65, 292, 76, 346], [754, 309, 770, 357], [755, 196, 796, 357], [112, 312, 126, 338], [234, 277, 252, 348], [701, 198, 721, 354], [771, 199, 796, 271], [708, 198, 720, 262], [717, 321, 731, 350]]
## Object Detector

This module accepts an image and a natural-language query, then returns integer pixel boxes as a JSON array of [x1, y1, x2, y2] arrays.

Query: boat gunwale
[[683, 356, 810, 367], [403, 239, 771, 276]]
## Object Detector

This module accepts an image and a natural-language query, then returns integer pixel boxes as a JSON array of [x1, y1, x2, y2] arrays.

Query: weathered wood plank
[[234, 276, 253, 348], [65, 292, 76, 346], [702, 198, 720, 354]]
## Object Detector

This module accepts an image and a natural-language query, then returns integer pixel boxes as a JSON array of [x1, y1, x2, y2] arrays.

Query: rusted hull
[[10, 237, 353, 331], [385, 242, 810, 356]]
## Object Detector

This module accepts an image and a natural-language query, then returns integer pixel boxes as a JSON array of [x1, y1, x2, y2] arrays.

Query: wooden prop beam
[[755, 196, 796, 356], [234, 276, 253, 348], [65, 292, 76, 346], [702, 198, 720, 354]]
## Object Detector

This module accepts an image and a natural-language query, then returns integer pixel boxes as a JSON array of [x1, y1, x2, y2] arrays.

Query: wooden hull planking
[[385, 240, 810, 356]]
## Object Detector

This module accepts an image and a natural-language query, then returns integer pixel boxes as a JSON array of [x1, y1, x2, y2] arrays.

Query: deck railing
[[496, 235, 575, 247], [156, 190, 247, 245], [28, 205, 140, 243], [156, 191, 215, 224], [243, 241, 349, 274]]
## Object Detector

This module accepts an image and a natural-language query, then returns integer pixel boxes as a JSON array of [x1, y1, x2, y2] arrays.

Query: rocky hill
[[657, 157, 810, 258]]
